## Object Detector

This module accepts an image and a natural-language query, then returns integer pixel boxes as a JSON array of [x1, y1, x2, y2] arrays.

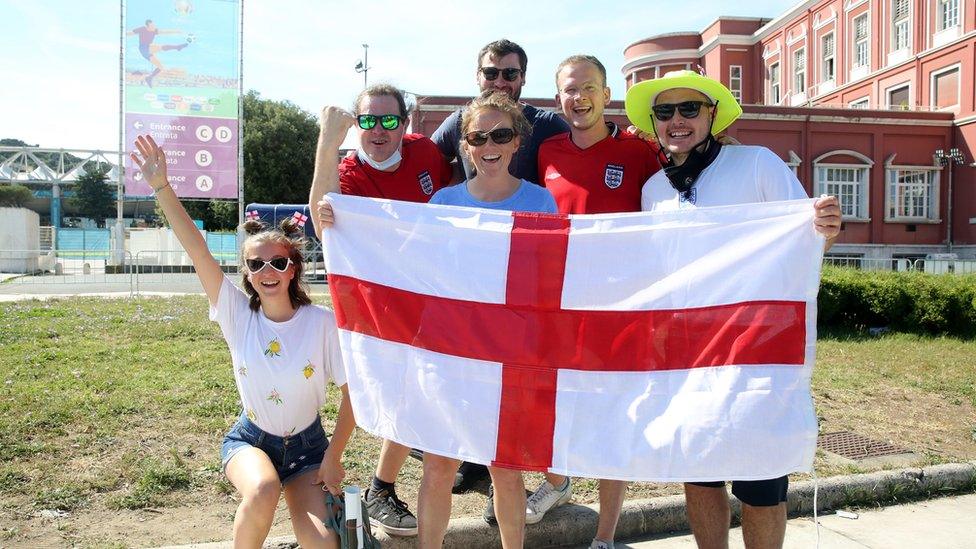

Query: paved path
[[596, 493, 976, 549]]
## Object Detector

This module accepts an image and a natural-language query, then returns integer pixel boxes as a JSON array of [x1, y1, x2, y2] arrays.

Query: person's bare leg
[[225, 448, 281, 549], [740, 502, 786, 549], [684, 483, 730, 549], [375, 439, 411, 483], [489, 467, 525, 549], [543, 472, 567, 486], [417, 453, 460, 549], [594, 479, 628, 542], [282, 470, 339, 549]]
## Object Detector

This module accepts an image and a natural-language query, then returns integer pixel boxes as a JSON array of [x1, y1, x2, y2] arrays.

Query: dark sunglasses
[[245, 256, 293, 273], [357, 114, 402, 131], [463, 128, 516, 146], [651, 101, 714, 122], [479, 67, 522, 82]]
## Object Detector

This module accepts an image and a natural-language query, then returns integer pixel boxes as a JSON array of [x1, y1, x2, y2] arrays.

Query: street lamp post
[[934, 147, 967, 254], [355, 43, 369, 88]]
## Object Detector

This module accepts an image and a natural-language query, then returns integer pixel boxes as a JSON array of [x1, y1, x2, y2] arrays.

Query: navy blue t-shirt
[[432, 103, 569, 185]]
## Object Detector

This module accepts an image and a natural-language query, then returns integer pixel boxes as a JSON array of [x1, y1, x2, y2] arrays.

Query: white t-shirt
[[209, 276, 346, 437], [641, 145, 808, 211]]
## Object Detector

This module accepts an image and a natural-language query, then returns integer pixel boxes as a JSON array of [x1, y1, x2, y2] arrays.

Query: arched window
[[813, 150, 873, 220]]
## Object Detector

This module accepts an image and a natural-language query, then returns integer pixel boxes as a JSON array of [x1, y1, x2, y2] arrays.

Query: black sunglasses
[[651, 100, 714, 122], [463, 128, 516, 146], [245, 256, 293, 273], [357, 114, 402, 131], [479, 67, 522, 82]]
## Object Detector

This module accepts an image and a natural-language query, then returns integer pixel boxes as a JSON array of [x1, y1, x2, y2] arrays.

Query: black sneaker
[[483, 483, 497, 526], [364, 486, 418, 536], [453, 461, 490, 494]]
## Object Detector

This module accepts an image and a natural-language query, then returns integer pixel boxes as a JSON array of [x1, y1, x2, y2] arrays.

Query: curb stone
[[155, 461, 976, 549]]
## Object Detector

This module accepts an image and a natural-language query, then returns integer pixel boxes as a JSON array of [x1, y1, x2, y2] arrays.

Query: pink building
[[621, 0, 976, 260]]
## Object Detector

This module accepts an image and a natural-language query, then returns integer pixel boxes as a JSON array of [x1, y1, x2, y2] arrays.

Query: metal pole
[[363, 44, 368, 88], [115, 0, 126, 265], [946, 157, 954, 254], [237, 0, 245, 239]]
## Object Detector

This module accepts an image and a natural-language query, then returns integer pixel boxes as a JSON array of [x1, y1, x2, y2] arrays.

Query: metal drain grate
[[817, 431, 911, 460]]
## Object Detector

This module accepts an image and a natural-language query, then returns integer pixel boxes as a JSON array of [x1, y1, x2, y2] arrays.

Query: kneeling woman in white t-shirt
[[131, 134, 356, 548]]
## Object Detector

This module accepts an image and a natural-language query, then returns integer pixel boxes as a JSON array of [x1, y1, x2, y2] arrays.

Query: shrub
[[818, 266, 976, 337]]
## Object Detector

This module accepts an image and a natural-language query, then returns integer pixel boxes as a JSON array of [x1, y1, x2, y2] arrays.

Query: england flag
[[322, 194, 824, 482]]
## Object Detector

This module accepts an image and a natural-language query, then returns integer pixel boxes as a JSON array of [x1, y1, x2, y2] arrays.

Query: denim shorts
[[688, 475, 789, 507], [221, 413, 330, 485]]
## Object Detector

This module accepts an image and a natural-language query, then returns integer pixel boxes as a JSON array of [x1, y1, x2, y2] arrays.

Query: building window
[[768, 63, 781, 104], [887, 168, 939, 220], [932, 66, 960, 109], [887, 83, 910, 110], [937, 0, 960, 31], [821, 33, 835, 82], [817, 166, 869, 218], [793, 49, 806, 94], [853, 14, 869, 68], [849, 97, 870, 109], [729, 65, 742, 103], [892, 0, 910, 51]]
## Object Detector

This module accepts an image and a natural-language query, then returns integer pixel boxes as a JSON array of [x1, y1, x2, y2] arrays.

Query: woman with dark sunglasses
[[423, 92, 555, 549], [131, 134, 357, 548]]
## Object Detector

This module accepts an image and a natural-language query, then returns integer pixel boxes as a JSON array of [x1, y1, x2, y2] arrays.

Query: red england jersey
[[339, 134, 452, 202], [538, 123, 663, 214]]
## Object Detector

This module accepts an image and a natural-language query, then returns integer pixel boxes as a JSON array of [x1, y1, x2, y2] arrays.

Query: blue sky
[[1, 0, 799, 151]]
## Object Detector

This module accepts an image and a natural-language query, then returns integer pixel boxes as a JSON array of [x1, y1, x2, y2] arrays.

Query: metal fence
[[0, 250, 133, 287], [823, 256, 976, 274]]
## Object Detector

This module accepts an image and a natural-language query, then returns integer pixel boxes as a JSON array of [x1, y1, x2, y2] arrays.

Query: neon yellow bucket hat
[[625, 70, 742, 137]]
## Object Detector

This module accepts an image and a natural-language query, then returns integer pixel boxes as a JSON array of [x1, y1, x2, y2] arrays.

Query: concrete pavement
[[599, 492, 976, 548]]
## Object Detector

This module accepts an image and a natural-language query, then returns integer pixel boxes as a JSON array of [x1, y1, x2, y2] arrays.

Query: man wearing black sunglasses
[[309, 84, 453, 538], [432, 39, 569, 187], [625, 70, 841, 549]]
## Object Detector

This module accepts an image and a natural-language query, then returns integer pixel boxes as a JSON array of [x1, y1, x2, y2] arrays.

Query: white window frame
[[885, 156, 941, 222], [891, 0, 911, 53], [849, 97, 870, 109], [729, 65, 743, 103], [852, 13, 870, 68], [885, 82, 912, 110], [821, 32, 836, 84], [937, 0, 960, 31], [930, 64, 961, 111], [793, 48, 806, 95], [814, 150, 874, 220], [768, 62, 781, 104]]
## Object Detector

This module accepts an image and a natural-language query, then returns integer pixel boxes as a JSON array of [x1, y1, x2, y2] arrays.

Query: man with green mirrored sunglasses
[[307, 84, 452, 538]]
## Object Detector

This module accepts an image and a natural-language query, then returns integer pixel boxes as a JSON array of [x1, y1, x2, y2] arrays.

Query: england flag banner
[[323, 194, 824, 482]]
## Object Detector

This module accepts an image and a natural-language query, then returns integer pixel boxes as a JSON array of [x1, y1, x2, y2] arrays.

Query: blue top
[[432, 103, 569, 185], [429, 179, 557, 213]]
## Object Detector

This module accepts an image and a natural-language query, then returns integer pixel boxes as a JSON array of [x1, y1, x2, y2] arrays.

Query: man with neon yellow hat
[[626, 70, 840, 548]]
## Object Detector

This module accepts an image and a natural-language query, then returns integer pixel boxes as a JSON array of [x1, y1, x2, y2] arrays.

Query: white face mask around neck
[[357, 146, 402, 171]]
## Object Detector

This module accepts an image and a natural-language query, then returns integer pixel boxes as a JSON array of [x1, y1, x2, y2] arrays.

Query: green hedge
[[818, 266, 976, 337]]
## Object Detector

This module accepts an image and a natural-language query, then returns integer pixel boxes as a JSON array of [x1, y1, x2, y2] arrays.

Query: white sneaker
[[589, 540, 614, 549], [525, 478, 572, 524]]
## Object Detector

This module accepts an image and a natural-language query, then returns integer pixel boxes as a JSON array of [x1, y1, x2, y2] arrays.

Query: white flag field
[[323, 194, 825, 482]]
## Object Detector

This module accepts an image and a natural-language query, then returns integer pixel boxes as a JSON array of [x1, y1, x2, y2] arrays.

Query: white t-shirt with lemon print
[[209, 276, 346, 437]]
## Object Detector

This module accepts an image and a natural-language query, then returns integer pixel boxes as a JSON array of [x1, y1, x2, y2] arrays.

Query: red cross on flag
[[291, 211, 309, 228], [245, 210, 260, 221], [323, 195, 824, 481]]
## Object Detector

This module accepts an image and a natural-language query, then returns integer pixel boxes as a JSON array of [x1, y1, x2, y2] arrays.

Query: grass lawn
[[1, 295, 974, 546]]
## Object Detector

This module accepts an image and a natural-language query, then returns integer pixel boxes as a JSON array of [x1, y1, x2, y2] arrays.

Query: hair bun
[[242, 219, 267, 235], [278, 217, 304, 239]]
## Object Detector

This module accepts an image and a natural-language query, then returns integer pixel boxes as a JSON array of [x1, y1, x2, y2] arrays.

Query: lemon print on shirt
[[303, 361, 315, 379], [264, 338, 282, 357], [246, 408, 256, 422]]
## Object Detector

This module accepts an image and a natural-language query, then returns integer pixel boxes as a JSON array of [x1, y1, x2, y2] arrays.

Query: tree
[[242, 90, 318, 205], [72, 165, 115, 227], [0, 184, 34, 207]]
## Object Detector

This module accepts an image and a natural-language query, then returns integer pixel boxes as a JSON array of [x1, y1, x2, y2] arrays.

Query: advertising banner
[[123, 0, 240, 199]]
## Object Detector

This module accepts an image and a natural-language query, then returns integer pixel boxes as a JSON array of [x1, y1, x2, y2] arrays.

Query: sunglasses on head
[[357, 114, 402, 131], [463, 128, 516, 146], [245, 256, 293, 273], [479, 67, 522, 82], [651, 100, 714, 122]]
